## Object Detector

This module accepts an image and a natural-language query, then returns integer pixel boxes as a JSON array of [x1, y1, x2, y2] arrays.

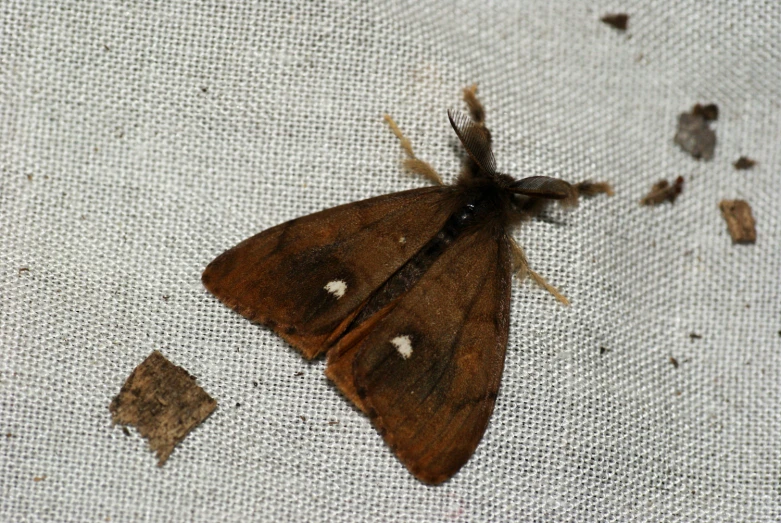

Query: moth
[[202, 86, 611, 484]]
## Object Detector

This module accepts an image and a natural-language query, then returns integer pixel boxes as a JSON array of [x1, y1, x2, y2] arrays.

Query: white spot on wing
[[399, 236, 406, 244], [391, 335, 413, 359], [324, 280, 347, 299]]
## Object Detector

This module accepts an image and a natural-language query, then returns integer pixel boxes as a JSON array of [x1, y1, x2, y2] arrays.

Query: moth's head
[[448, 109, 577, 207]]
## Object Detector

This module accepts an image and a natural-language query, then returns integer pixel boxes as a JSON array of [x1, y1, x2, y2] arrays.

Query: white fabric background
[[2, 1, 780, 521]]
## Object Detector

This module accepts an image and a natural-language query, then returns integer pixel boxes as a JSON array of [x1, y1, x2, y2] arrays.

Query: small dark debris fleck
[[689, 333, 702, 340], [733, 156, 756, 170], [162, 295, 170, 301], [6, 433, 13, 438], [675, 105, 717, 160], [201, 86, 209, 93], [33, 476, 46, 482], [294, 371, 304, 377], [328, 420, 339, 426], [122, 427, 131, 436], [26, 174, 33, 181], [692, 103, 718, 121], [252, 381, 259, 387], [640, 176, 684, 205], [599, 346, 610, 355], [669, 356, 679, 368], [18, 267, 30, 276], [299, 416, 307, 422], [601, 13, 629, 31], [235, 402, 241, 408]]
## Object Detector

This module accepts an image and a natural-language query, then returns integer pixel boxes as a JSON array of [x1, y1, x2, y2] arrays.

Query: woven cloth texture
[[2, 1, 780, 521]]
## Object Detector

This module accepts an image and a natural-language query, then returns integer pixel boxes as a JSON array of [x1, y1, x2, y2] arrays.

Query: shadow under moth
[[202, 86, 612, 484]]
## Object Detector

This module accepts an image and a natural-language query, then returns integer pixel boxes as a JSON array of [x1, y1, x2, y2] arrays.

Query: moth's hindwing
[[326, 222, 513, 484], [202, 186, 462, 358]]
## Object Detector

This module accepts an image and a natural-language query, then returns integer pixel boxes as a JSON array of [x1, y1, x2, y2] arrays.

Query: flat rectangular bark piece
[[109, 351, 217, 465], [719, 199, 756, 244]]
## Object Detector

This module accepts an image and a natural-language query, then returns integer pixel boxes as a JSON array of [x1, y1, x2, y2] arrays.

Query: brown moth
[[202, 87, 610, 484]]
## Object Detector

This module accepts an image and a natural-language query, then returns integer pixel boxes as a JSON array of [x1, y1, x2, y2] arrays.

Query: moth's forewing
[[202, 186, 462, 358], [326, 222, 512, 484]]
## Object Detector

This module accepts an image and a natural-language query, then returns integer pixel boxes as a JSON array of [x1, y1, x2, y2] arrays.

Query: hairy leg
[[510, 237, 570, 306], [383, 114, 444, 185]]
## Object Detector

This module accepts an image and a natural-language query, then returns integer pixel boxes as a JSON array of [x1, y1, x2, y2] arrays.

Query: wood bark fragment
[[719, 200, 756, 244], [109, 351, 217, 465]]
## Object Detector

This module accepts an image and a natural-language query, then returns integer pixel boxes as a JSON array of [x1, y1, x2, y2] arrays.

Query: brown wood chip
[[109, 351, 217, 465], [640, 176, 684, 205], [719, 200, 756, 244]]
